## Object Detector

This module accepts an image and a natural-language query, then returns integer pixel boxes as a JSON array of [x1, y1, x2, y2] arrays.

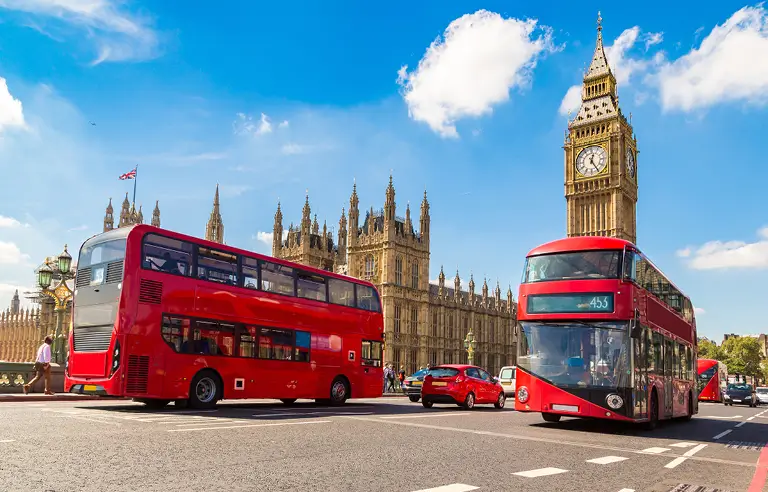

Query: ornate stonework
[[205, 184, 224, 244], [564, 12, 638, 244], [103, 193, 161, 232], [273, 176, 517, 376]]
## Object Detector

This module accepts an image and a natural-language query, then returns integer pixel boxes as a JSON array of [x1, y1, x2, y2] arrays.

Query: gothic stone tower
[[205, 184, 224, 244], [272, 195, 340, 272], [564, 12, 638, 244], [103, 194, 160, 232]]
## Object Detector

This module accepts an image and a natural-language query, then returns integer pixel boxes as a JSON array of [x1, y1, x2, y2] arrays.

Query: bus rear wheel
[[542, 412, 561, 423], [329, 377, 350, 406], [189, 370, 221, 409]]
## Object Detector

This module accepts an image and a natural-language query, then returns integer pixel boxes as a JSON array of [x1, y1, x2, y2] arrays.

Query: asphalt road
[[0, 396, 764, 492]]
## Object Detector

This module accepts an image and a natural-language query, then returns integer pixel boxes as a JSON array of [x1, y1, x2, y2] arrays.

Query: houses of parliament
[[96, 14, 638, 376]]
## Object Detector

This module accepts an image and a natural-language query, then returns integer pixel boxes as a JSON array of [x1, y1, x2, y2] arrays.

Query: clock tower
[[564, 12, 638, 244]]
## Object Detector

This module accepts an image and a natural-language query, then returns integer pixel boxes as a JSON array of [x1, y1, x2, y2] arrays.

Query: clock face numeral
[[626, 148, 635, 178], [576, 146, 607, 177]]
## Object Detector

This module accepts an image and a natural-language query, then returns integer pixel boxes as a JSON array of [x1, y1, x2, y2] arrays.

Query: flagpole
[[132, 165, 138, 205]]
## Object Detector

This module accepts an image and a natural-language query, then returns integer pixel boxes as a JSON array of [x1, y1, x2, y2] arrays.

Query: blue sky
[[0, 1, 766, 343]]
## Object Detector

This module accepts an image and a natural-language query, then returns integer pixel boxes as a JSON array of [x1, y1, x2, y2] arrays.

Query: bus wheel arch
[[646, 387, 659, 430], [329, 375, 350, 405], [188, 369, 223, 409]]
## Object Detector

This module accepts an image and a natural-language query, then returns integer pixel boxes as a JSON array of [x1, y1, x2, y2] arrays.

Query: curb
[[0, 395, 130, 403]]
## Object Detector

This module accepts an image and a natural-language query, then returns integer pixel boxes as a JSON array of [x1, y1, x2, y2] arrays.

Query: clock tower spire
[[564, 12, 638, 244]]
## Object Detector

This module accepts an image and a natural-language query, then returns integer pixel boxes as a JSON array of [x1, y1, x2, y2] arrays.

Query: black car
[[724, 383, 757, 407], [403, 369, 429, 402]]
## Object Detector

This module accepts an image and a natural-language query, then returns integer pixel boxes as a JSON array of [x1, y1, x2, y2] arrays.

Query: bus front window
[[517, 321, 630, 389], [523, 250, 622, 283]]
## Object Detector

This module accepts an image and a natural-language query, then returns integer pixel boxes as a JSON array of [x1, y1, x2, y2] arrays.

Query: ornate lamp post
[[36, 245, 74, 364], [464, 330, 477, 366]]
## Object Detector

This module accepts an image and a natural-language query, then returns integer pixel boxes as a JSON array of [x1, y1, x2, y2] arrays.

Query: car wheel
[[422, 400, 433, 408], [408, 396, 420, 403], [463, 392, 475, 410], [494, 392, 505, 409]]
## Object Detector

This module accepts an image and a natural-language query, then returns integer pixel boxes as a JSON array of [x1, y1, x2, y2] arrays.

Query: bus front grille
[[73, 326, 113, 352], [105, 260, 124, 284], [126, 355, 149, 394], [75, 268, 92, 287]]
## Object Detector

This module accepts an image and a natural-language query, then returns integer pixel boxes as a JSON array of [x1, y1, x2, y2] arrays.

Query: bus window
[[193, 320, 235, 356], [240, 326, 258, 357], [297, 272, 327, 302], [261, 261, 295, 296], [242, 257, 259, 290], [356, 284, 381, 312], [295, 331, 311, 362], [362, 340, 383, 367], [197, 247, 238, 285], [142, 234, 193, 277], [259, 327, 294, 360], [328, 278, 355, 308], [162, 316, 191, 353]]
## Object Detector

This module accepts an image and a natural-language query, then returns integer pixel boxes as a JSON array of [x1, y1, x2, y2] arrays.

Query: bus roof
[[526, 236, 636, 257], [89, 224, 377, 288]]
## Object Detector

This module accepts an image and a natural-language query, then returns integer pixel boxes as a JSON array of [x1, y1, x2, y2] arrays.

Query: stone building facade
[[272, 177, 517, 375], [103, 193, 161, 232], [564, 13, 638, 244]]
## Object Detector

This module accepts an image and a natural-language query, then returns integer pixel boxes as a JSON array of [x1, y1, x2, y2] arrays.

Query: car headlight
[[606, 394, 624, 410], [517, 386, 529, 403]]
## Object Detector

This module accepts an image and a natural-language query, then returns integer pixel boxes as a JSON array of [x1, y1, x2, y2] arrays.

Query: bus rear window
[[79, 239, 127, 268], [523, 250, 621, 283], [428, 367, 460, 378]]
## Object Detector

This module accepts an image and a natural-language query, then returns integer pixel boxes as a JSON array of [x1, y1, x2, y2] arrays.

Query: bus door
[[662, 339, 674, 418]]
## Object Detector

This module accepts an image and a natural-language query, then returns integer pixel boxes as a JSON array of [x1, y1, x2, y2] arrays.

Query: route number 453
[[589, 296, 610, 309]]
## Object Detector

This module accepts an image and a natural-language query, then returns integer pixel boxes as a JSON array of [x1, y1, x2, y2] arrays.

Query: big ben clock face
[[576, 146, 607, 177], [626, 148, 636, 178]]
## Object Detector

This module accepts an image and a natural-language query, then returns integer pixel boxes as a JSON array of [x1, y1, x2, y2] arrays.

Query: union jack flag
[[119, 168, 137, 180]]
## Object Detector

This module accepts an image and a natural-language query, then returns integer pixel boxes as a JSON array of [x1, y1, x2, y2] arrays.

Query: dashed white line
[[664, 444, 707, 469], [380, 412, 471, 420], [411, 484, 479, 492], [0, 439, 15, 443], [669, 442, 698, 448], [167, 419, 332, 432], [713, 430, 732, 440], [617, 489, 635, 492], [513, 467, 568, 478], [586, 456, 628, 465], [747, 417, 756, 421], [705, 415, 742, 419], [251, 411, 373, 418], [640, 447, 670, 454], [736, 421, 747, 428]]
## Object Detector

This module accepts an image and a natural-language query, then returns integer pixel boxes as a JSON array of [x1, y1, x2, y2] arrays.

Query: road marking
[[53, 414, 122, 426], [704, 415, 742, 419], [726, 442, 767, 451], [640, 447, 670, 454], [748, 417, 756, 421], [167, 420, 332, 432], [617, 489, 635, 492], [338, 415, 764, 468], [748, 443, 768, 492], [713, 430, 732, 440], [410, 484, 479, 492], [664, 444, 707, 469], [586, 456, 628, 465], [379, 412, 471, 420], [251, 411, 374, 418], [513, 467, 568, 478], [736, 421, 747, 427], [669, 442, 698, 448], [0, 439, 15, 443]]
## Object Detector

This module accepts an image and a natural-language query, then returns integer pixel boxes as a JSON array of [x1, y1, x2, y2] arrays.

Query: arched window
[[364, 255, 375, 280], [411, 261, 419, 289], [395, 256, 403, 285]]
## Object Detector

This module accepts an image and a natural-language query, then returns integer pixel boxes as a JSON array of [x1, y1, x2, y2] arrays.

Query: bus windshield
[[78, 238, 127, 269], [697, 365, 716, 393], [517, 321, 629, 389], [523, 250, 621, 283]]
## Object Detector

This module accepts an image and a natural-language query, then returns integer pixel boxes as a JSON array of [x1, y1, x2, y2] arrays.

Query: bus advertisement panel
[[65, 225, 384, 409], [515, 237, 697, 430]]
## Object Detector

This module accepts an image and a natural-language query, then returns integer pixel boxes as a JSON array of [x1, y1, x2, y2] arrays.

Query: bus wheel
[[189, 370, 221, 409], [542, 412, 561, 423], [682, 393, 693, 422], [280, 399, 297, 405], [329, 377, 349, 406], [135, 398, 170, 410], [645, 391, 659, 430]]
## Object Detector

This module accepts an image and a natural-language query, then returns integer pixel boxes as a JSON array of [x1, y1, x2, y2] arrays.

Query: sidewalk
[[0, 393, 129, 403]]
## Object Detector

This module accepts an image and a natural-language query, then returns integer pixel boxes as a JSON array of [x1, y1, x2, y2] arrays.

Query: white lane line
[[411, 484, 479, 492], [251, 411, 373, 418], [664, 443, 708, 469], [640, 447, 670, 454], [669, 442, 698, 448], [704, 415, 742, 419], [380, 412, 471, 420], [713, 430, 732, 440], [586, 456, 628, 465], [54, 415, 122, 426], [736, 421, 747, 428], [513, 467, 568, 478], [747, 417, 756, 421], [0, 439, 16, 443], [175, 420, 247, 427], [167, 420, 332, 432], [617, 489, 635, 492]]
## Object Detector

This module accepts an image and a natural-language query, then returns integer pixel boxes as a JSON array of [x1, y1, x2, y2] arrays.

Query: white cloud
[[218, 185, 252, 198], [0, 0, 160, 64], [679, 226, 768, 270], [233, 112, 289, 136], [397, 10, 557, 138], [0, 77, 26, 133], [255, 230, 288, 248], [0, 241, 30, 265], [558, 27, 665, 116], [278, 120, 289, 129], [654, 4, 768, 112], [255, 113, 272, 135], [694, 307, 706, 315], [0, 215, 30, 228]]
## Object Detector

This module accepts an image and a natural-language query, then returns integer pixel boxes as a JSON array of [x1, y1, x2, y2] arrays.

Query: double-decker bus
[[65, 225, 384, 409], [697, 359, 727, 402], [514, 237, 697, 429]]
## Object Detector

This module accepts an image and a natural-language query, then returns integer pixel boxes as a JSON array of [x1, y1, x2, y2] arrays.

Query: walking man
[[24, 336, 54, 395]]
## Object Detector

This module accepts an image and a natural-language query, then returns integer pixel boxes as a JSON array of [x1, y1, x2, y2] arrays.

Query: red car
[[421, 364, 506, 410]]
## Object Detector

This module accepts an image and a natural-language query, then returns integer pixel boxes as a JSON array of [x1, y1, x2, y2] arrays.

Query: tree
[[698, 339, 725, 361], [722, 336, 763, 381]]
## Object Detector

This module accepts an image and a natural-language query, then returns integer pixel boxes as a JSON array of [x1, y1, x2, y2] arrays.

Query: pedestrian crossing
[[410, 482, 731, 492], [724, 441, 767, 451]]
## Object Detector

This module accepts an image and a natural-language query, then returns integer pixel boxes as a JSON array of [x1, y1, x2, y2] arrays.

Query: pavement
[[0, 396, 765, 491]]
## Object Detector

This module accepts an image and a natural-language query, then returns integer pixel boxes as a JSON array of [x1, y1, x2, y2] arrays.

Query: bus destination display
[[527, 293, 614, 314]]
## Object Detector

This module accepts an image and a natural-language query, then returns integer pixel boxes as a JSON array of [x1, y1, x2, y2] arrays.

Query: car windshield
[[428, 367, 459, 378], [499, 368, 515, 379], [410, 369, 428, 378], [728, 384, 752, 391], [518, 321, 629, 389], [523, 250, 621, 283]]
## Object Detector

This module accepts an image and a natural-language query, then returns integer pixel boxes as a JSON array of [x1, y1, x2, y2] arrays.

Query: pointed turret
[[384, 174, 396, 223], [454, 269, 461, 301], [468, 274, 476, 302], [10, 289, 20, 315], [507, 285, 514, 313], [585, 12, 611, 79], [136, 205, 144, 225], [312, 214, 319, 235], [420, 188, 430, 243], [205, 184, 224, 243], [151, 201, 161, 227], [438, 265, 445, 295], [103, 198, 114, 232], [301, 193, 311, 234], [405, 202, 412, 235], [119, 193, 131, 227], [482, 278, 489, 302], [348, 181, 359, 246], [272, 201, 283, 256]]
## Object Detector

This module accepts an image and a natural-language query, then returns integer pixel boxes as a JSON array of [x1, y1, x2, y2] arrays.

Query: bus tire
[[329, 376, 350, 406], [542, 412, 561, 423], [189, 370, 221, 409], [280, 399, 297, 405], [645, 389, 659, 430], [682, 392, 693, 421], [134, 398, 170, 410]]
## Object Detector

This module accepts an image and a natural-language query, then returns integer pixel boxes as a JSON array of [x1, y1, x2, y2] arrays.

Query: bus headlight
[[606, 394, 624, 410], [517, 386, 530, 403]]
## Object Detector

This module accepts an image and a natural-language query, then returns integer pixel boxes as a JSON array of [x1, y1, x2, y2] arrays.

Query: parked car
[[756, 387, 768, 405], [724, 383, 757, 407], [403, 369, 429, 402], [497, 365, 516, 397], [421, 364, 506, 410]]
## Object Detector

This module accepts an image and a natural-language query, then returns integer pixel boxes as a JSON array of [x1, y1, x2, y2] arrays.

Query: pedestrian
[[398, 366, 406, 392], [386, 364, 396, 393], [24, 335, 54, 395]]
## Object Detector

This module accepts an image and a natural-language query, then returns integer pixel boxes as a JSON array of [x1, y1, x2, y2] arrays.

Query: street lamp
[[464, 330, 477, 366], [36, 245, 74, 364]]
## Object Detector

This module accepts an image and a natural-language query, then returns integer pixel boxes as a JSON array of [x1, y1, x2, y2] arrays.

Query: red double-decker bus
[[514, 237, 698, 429], [697, 359, 727, 402], [65, 225, 384, 409]]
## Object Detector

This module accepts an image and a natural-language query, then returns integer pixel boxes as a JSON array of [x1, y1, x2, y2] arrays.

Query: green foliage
[[698, 339, 725, 361], [721, 336, 763, 379]]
